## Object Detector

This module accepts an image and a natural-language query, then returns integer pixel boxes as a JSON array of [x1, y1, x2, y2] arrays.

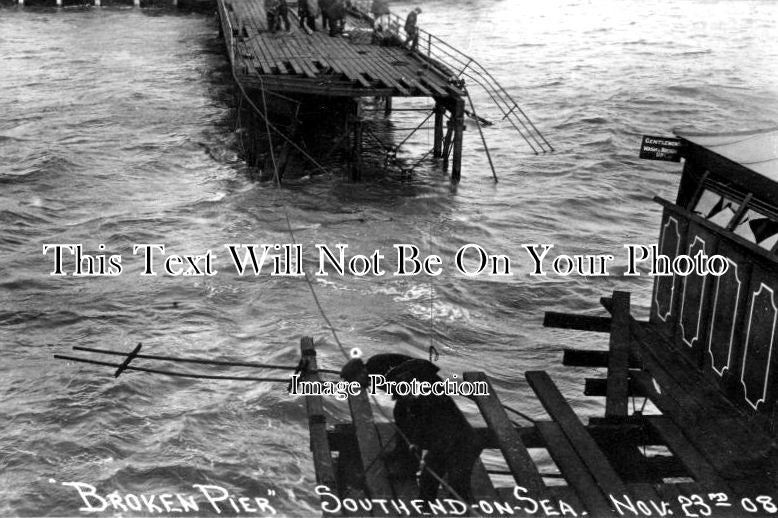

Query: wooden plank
[[606, 291, 631, 417], [300, 337, 337, 490], [249, 35, 278, 74], [630, 369, 770, 495], [284, 35, 319, 78], [330, 422, 499, 502], [544, 312, 612, 332], [584, 377, 646, 397], [646, 416, 730, 492], [535, 421, 615, 516], [470, 460, 499, 501], [253, 33, 288, 74], [333, 41, 410, 94], [347, 371, 395, 509], [373, 424, 421, 504], [526, 371, 629, 496], [463, 372, 544, 494], [563, 348, 642, 368], [329, 58, 372, 88], [628, 322, 777, 494]]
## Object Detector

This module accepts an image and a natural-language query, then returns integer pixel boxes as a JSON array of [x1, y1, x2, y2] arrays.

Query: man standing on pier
[[325, 0, 346, 36], [371, 0, 390, 30], [277, 0, 292, 32], [265, 0, 291, 33], [404, 7, 421, 51], [265, 0, 278, 32], [320, 0, 333, 31], [299, 0, 319, 32]]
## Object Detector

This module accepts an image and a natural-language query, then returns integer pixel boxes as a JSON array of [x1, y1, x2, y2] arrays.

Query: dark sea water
[[1, 1, 777, 516]]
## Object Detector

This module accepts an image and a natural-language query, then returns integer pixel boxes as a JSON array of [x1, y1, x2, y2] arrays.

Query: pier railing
[[348, 0, 552, 153], [217, 0, 237, 65]]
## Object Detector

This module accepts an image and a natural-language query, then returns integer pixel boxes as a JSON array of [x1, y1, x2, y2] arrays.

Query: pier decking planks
[[218, 0, 457, 98]]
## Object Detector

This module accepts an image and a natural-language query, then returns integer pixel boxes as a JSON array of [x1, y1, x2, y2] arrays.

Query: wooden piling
[[451, 98, 465, 183], [383, 96, 392, 116], [605, 291, 631, 417], [441, 120, 455, 171], [433, 100, 444, 158], [351, 101, 363, 181]]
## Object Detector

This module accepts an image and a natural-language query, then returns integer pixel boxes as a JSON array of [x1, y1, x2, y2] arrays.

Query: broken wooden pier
[[216, 0, 550, 183]]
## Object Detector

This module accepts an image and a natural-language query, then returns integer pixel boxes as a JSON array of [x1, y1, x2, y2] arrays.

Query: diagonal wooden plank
[[535, 421, 615, 516], [469, 460, 499, 501], [347, 377, 395, 514], [526, 371, 628, 496], [646, 416, 730, 492], [463, 371, 544, 494], [300, 337, 337, 490]]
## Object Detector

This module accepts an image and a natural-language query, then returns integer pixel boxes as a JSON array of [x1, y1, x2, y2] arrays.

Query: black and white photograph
[[1, 0, 777, 515]]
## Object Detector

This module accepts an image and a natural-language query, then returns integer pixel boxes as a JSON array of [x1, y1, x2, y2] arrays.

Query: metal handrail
[[347, 0, 552, 153]]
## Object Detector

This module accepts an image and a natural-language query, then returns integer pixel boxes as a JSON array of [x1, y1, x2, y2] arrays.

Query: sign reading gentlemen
[[639, 135, 684, 162]]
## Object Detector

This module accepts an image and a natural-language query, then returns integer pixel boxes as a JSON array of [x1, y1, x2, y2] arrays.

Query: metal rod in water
[[466, 92, 498, 182]]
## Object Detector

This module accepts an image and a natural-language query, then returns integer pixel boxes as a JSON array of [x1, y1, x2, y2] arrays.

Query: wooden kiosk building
[[302, 129, 778, 516]]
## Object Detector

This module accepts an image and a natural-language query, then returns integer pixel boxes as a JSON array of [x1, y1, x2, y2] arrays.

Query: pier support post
[[18, 0, 24, 5], [57, 0, 62, 6], [383, 96, 392, 117], [94, 0, 101, 6], [441, 119, 454, 172], [351, 101, 363, 181], [134, 0, 141, 6], [433, 100, 445, 158], [451, 98, 465, 184]]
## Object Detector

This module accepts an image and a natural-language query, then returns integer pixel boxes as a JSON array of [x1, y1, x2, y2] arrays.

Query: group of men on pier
[[263, 0, 422, 50], [264, 0, 348, 36]]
